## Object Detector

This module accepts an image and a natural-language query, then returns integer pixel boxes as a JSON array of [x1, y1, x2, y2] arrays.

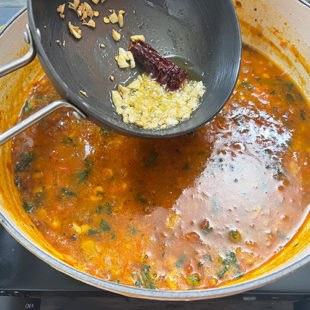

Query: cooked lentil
[[11, 45, 310, 291]]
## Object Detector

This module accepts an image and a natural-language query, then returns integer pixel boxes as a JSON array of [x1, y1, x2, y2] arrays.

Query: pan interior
[[28, 0, 241, 137]]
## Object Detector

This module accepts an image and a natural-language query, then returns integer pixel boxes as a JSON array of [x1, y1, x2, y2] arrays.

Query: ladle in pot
[[0, 0, 241, 144]]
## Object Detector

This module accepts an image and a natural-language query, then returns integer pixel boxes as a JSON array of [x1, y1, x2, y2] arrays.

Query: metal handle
[[0, 100, 85, 146], [0, 25, 86, 146], [0, 24, 36, 77], [299, 0, 310, 8]]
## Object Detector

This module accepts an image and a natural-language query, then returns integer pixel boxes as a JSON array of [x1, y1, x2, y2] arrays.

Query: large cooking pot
[[0, 0, 309, 301]]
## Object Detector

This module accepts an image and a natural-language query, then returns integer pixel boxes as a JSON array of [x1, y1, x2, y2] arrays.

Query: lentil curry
[[12, 46, 310, 290]]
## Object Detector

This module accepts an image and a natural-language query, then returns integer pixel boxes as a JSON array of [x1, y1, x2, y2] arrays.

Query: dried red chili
[[129, 40, 189, 91]]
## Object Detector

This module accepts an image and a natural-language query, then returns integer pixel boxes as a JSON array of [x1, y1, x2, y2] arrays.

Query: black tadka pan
[[0, 0, 241, 143]]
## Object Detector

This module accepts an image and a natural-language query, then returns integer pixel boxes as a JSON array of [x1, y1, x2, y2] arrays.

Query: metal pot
[[0, 0, 309, 301]]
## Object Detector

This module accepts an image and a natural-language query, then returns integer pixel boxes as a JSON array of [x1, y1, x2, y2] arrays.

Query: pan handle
[[0, 100, 86, 146], [0, 24, 36, 77]]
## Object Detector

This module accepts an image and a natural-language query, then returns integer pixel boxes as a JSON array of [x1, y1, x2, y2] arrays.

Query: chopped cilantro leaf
[[61, 188, 77, 197], [100, 219, 111, 231], [136, 194, 147, 204], [175, 255, 186, 268], [88, 229, 100, 235], [14, 152, 34, 172], [145, 149, 158, 168], [188, 275, 200, 286], [22, 201, 34, 213]]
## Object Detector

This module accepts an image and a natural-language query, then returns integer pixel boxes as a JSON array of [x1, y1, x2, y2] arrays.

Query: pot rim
[[0, 8, 309, 301]]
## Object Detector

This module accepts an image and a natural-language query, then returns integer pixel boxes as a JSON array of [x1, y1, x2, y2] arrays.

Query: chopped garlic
[[68, 21, 82, 39], [76, 2, 94, 21], [130, 35, 145, 42], [82, 19, 96, 28], [119, 48, 129, 60], [127, 51, 136, 68], [68, 0, 79, 11], [118, 12, 124, 27], [80, 90, 88, 97], [115, 48, 135, 69], [127, 79, 141, 89], [115, 55, 129, 68], [112, 74, 205, 130], [103, 16, 110, 23], [118, 84, 129, 93], [112, 90, 123, 106], [112, 29, 121, 41], [109, 12, 119, 23], [77, 4, 87, 20], [83, 2, 94, 18], [57, 3, 66, 19]]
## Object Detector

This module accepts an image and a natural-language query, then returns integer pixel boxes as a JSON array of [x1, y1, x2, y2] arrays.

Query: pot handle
[[0, 100, 85, 146], [0, 25, 36, 77], [0, 25, 86, 146], [299, 0, 310, 8]]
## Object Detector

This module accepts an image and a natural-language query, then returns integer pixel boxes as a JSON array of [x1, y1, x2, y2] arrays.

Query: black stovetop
[[0, 5, 310, 310]]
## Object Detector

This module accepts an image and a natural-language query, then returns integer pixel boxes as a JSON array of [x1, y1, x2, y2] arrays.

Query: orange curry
[[12, 46, 310, 290]]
